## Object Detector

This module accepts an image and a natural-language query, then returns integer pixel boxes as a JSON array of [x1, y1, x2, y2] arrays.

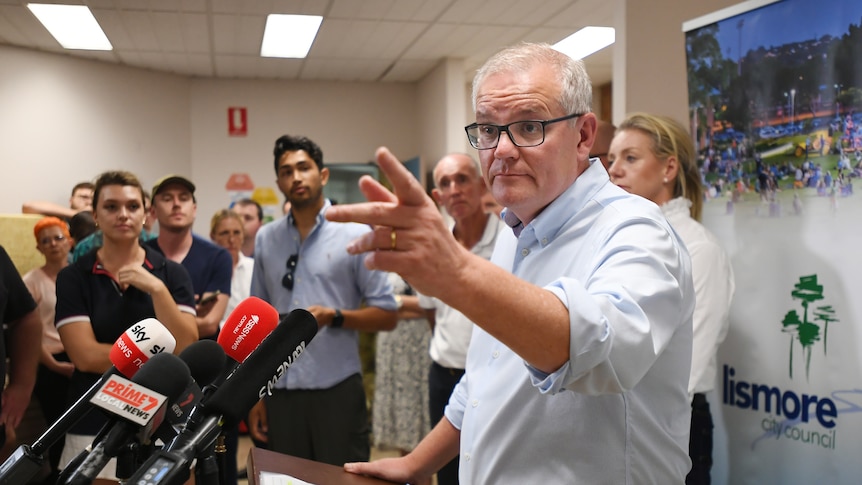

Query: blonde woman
[[608, 113, 735, 485], [210, 209, 254, 328]]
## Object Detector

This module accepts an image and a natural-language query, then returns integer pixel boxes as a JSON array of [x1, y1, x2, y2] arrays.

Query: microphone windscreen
[[109, 318, 177, 378], [217, 297, 279, 363], [130, 353, 190, 404], [206, 309, 318, 422], [177, 340, 226, 387]]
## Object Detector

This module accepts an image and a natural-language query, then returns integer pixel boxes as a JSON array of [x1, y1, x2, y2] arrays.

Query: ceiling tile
[[379, 58, 439, 82], [300, 57, 392, 81], [212, 13, 266, 55], [3, 0, 616, 85]]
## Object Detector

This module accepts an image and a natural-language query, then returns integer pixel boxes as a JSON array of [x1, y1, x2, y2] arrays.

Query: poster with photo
[[685, 0, 862, 483]]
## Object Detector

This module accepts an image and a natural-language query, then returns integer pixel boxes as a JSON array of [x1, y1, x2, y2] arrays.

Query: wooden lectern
[[247, 448, 399, 485]]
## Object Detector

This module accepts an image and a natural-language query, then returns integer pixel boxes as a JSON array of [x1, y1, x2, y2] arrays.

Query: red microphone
[[109, 317, 178, 377], [217, 297, 279, 363]]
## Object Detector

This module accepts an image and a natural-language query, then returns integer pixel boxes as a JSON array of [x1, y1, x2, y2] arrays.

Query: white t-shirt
[[419, 213, 503, 369]]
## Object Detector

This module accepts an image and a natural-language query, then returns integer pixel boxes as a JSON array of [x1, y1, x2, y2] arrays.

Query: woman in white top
[[210, 209, 253, 328], [608, 112, 735, 485]]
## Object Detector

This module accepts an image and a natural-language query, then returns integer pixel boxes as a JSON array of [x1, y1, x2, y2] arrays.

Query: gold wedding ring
[[390, 228, 397, 250]]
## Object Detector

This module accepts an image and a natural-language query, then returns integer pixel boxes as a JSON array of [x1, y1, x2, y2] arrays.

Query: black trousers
[[265, 373, 369, 466], [428, 361, 465, 485], [686, 393, 713, 485], [34, 353, 72, 485]]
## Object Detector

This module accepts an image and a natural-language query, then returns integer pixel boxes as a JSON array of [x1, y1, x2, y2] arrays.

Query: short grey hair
[[471, 42, 592, 118]]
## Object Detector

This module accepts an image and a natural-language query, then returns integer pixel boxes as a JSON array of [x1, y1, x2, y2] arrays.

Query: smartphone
[[197, 290, 221, 306]]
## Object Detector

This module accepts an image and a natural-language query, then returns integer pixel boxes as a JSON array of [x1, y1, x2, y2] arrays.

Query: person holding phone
[[146, 175, 232, 340]]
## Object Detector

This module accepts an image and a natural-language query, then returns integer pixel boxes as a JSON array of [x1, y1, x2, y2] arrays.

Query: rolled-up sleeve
[[526, 217, 693, 395]]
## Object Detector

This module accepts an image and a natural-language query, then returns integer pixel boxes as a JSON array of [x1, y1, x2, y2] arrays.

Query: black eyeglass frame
[[281, 254, 299, 291], [464, 112, 584, 150]]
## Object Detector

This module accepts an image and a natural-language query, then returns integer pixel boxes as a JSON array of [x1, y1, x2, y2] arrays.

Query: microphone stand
[[214, 433, 227, 485], [116, 441, 154, 483], [194, 450, 220, 485]]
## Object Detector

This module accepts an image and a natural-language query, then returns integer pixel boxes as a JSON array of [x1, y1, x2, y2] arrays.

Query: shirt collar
[[503, 158, 609, 241], [285, 199, 332, 235]]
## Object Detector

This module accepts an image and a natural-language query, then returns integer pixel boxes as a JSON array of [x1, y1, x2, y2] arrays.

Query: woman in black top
[[55, 170, 198, 484]]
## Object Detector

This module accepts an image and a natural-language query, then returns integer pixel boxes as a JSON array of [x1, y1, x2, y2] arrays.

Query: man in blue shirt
[[247, 134, 397, 466], [330, 43, 695, 484]]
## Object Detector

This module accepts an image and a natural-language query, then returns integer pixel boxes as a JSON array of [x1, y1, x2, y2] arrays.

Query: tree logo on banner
[[781, 275, 839, 380]]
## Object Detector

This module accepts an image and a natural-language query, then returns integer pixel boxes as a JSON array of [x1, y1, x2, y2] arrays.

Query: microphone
[[110, 318, 177, 377], [125, 309, 318, 485], [0, 319, 176, 485], [217, 296, 279, 363], [158, 340, 227, 439], [61, 353, 191, 485], [210, 297, 279, 389]]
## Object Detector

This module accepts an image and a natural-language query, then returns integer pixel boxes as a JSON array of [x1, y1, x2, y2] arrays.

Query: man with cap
[[145, 175, 232, 339]]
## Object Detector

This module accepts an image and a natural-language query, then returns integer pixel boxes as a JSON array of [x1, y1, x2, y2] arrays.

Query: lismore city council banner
[[685, 0, 862, 483]]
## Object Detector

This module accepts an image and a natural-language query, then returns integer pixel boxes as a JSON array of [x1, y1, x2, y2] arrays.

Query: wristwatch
[[332, 309, 344, 328]]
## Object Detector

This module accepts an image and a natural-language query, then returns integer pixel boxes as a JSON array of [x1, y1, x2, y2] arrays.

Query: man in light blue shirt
[[329, 43, 695, 484], [247, 134, 397, 467]]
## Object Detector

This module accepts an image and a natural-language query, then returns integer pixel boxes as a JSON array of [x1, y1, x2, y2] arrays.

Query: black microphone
[[61, 352, 191, 485], [120, 341, 227, 480], [0, 319, 177, 485], [125, 309, 318, 485], [157, 340, 227, 440]]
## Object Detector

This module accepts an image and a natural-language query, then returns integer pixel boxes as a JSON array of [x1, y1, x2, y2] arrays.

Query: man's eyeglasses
[[39, 234, 67, 246], [282, 254, 298, 291], [465, 113, 583, 150]]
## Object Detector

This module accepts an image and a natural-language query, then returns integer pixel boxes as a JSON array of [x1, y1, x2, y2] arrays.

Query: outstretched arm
[[325, 147, 571, 374], [21, 200, 77, 219]]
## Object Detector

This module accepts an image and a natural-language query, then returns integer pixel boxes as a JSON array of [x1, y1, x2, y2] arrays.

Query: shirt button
[[463, 453, 471, 462], [541, 237, 548, 245], [471, 399, 479, 407], [521, 248, 529, 256], [492, 350, 500, 358]]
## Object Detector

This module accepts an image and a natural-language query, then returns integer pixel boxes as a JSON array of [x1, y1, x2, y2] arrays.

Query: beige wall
[[188, 78, 418, 233], [0, 45, 190, 215]]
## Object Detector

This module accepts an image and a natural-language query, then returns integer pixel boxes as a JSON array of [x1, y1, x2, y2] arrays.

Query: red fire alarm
[[228, 107, 248, 137]]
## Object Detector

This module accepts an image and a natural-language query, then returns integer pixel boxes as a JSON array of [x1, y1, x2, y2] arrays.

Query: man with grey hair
[[419, 152, 503, 485], [330, 43, 694, 483]]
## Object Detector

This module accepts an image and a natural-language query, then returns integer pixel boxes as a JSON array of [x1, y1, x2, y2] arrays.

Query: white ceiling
[[0, 0, 615, 85]]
